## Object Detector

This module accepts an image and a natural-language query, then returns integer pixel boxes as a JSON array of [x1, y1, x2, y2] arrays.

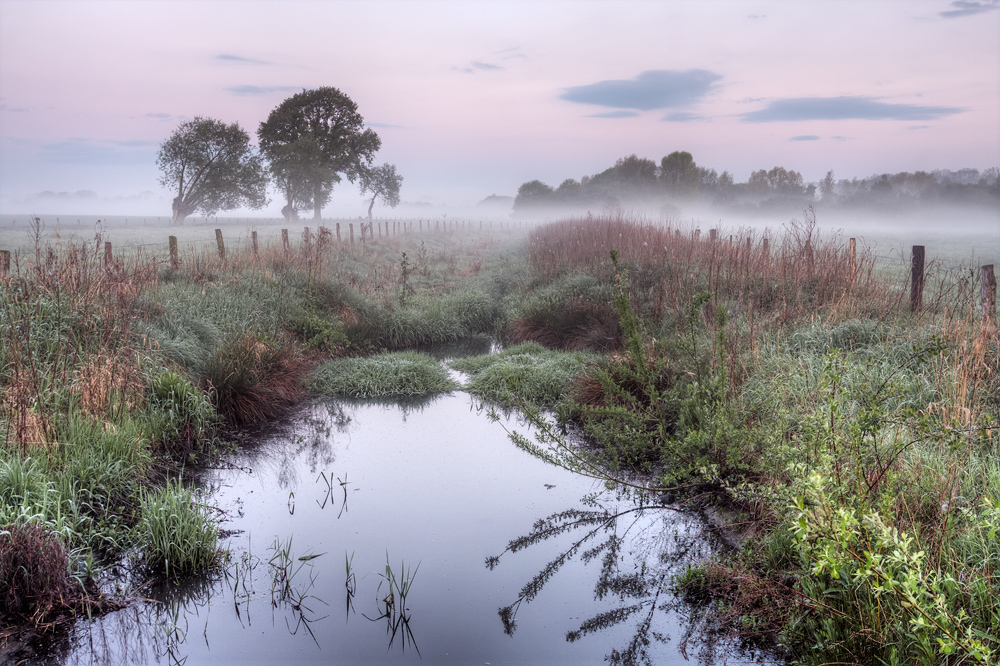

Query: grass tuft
[[309, 351, 457, 398]]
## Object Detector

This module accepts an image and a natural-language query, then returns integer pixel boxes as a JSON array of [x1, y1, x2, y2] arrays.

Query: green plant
[[309, 351, 457, 398], [136, 481, 219, 577]]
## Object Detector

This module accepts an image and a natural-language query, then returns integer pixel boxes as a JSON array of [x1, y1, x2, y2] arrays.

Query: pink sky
[[1, 0, 997, 216]]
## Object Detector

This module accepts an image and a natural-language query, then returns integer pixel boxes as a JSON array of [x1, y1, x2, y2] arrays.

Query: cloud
[[495, 47, 527, 61], [560, 69, 722, 111], [0, 103, 29, 113], [940, 0, 999, 18], [146, 112, 172, 121], [454, 60, 504, 74], [790, 135, 820, 141], [662, 111, 704, 122], [909, 125, 931, 130], [741, 96, 963, 122], [588, 111, 640, 118], [215, 54, 271, 65], [226, 85, 301, 96], [832, 136, 849, 141]]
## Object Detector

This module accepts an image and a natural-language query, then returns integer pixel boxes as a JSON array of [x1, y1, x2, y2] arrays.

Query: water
[[17, 394, 757, 665]]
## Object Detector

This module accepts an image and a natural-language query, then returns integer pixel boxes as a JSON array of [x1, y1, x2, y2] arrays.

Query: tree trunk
[[313, 183, 322, 220], [171, 196, 193, 225], [281, 204, 295, 223], [367, 196, 376, 220]]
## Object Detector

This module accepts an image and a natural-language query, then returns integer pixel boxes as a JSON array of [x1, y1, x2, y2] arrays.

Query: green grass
[[135, 481, 219, 577], [450, 342, 596, 408], [308, 351, 458, 398]]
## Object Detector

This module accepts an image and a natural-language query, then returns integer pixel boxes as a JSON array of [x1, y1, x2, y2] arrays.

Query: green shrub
[[309, 351, 457, 398]]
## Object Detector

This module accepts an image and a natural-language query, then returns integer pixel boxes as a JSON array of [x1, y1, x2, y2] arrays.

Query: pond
[[17, 392, 767, 665]]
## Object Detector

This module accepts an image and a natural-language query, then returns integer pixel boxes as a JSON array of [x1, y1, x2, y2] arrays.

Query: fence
[[1, 223, 996, 324]]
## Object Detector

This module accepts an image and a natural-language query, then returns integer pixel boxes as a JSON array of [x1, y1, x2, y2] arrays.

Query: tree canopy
[[358, 163, 403, 219], [258, 87, 381, 221], [156, 117, 268, 224]]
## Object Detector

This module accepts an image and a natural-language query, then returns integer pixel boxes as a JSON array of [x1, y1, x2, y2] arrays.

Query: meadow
[[0, 211, 997, 665]]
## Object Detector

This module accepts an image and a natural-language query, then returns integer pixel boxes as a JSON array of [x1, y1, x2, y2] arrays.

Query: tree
[[513, 180, 555, 211], [820, 170, 836, 201], [258, 87, 381, 221], [659, 151, 701, 197], [358, 163, 403, 220], [156, 117, 268, 225]]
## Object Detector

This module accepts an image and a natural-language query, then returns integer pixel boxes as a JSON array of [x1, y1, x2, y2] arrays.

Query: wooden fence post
[[251, 231, 259, 259], [982, 264, 996, 323], [336, 223, 341, 242], [349, 223, 354, 246], [709, 228, 718, 241], [849, 238, 857, 282], [104, 241, 112, 267], [304, 227, 311, 248], [168, 236, 178, 268], [215, 229, 225, 259], [0, 250, 9, 278], [281, 229, 289, 254], [762, 238, 770, 267], [910, 245, 925, 312]]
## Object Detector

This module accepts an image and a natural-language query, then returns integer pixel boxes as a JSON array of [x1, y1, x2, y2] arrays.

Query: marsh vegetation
[[0, 211, 996, 664]]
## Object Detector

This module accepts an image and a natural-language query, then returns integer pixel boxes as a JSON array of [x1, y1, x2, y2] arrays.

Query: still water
[[25, 393, 759, 665]]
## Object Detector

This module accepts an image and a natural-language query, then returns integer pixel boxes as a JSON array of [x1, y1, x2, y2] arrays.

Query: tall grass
[[136, 481, 219, 577]]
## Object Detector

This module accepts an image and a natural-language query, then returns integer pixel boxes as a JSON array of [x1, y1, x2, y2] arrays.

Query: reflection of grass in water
[[308, 351, 458, 398], [488, 494, 739, 666]]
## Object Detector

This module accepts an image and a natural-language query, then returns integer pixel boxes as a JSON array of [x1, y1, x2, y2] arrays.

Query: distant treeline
[[513, 152, 1000, 215]]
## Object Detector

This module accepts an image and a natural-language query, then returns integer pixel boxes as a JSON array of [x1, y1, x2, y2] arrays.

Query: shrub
[[309, 351, 457, 398]]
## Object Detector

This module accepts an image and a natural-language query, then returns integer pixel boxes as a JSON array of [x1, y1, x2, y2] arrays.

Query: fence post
[[849, 238, 857, 282], [104, 241, 113, 267], [804, 239, 814, 277], [0, 250, 9, 278], [304, 227, 311, 248], [215, 229, 225, 259], [251, 231, 259, 259], [709, 228, 718, 241], [168, 235, 179, 268], [349, 223, 354, 246], [982, 264, 996, 323], [336, 223, 341, 242], [910, 245, 925, 312], [762, 238, 770, 267], [281, 229, 289, 254]]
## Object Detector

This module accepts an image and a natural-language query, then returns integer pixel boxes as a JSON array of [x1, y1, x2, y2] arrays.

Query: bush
[[309, 351, 457, 398]]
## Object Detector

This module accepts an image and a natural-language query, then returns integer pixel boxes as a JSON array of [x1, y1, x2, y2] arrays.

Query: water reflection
[[14, 394, 774, 665], [488, 492, 750, 666]]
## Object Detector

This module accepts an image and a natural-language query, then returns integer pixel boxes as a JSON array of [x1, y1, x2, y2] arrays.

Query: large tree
[[258, 87, 381, 221], [157, 117, 268, 225], [358, 163, 403, 220], [659, 151, 701, 197]]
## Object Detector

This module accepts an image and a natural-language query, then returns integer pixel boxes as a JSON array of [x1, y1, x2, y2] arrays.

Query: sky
[[0, 0, 998, 217]]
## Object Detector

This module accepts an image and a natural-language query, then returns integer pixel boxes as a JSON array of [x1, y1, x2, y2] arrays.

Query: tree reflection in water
[[488, 492, 764, 666]]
